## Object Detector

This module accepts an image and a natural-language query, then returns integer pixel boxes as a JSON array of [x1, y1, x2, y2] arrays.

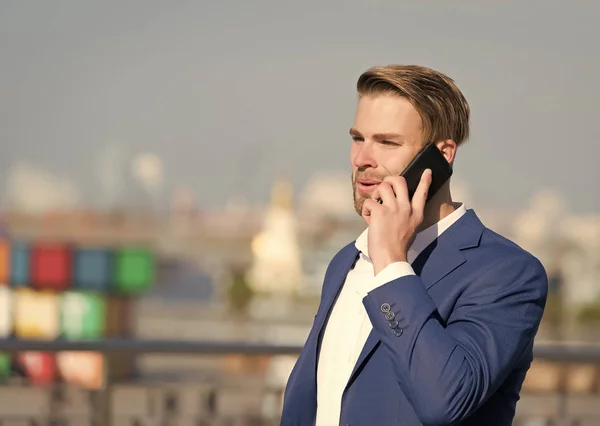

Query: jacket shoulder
[[479, 227, 546, 271], [467, 226, 549, 303]]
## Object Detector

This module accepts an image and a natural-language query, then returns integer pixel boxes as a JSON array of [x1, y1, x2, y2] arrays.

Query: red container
[[31, 244, 72, 290], [0, 239, 9, 284], [57, 351, 104, 389], [17, 352, 56, 385]]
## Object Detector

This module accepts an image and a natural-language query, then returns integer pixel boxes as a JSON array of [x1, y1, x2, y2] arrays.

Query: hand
[[362, 169, 432, 275]]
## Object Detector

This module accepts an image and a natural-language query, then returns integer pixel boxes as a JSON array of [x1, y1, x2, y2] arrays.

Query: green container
[[114, 248, 154, 294], [60, 292, 106, 340], [0, 353, 11, 380]]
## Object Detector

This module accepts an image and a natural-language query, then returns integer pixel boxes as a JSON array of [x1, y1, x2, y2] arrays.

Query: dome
[[300, 172, 354, 217]]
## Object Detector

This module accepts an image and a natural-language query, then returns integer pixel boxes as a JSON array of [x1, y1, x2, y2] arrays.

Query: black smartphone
[[400, 142, 452, 203]]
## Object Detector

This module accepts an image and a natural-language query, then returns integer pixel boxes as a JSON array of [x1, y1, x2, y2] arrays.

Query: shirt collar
[[355, 203, 467, 260]]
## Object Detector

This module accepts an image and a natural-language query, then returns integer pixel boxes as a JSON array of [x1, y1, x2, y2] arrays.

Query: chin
[[354, 197, 369, 221], [353, 198, 363, 216]]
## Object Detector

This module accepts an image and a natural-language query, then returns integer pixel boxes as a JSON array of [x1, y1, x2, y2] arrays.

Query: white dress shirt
[[315, 204, 467, 426]]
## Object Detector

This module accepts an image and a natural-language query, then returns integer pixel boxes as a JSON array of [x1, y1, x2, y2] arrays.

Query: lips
[[357, 179, 381, 195]]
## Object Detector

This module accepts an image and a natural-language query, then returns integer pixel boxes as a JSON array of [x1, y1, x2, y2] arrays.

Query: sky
[[0, 0, 599, 213]]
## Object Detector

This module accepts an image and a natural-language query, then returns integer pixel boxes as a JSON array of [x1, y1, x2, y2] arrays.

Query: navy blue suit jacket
[[280, 209, 548, 426]]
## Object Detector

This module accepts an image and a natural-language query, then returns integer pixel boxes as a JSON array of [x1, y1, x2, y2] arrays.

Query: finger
[[411, 168, 432, 216], [372, 182, 396, 206], [361, 198, 379, 223], [362, 198, 379, 215], [384, 176, 409, 207]]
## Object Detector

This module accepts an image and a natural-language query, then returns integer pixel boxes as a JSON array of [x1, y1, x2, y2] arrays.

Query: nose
[[352, 141, 377, 169]]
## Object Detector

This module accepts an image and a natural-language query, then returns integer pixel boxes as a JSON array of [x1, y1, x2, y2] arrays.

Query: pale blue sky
[[0, 1, 598, 212]]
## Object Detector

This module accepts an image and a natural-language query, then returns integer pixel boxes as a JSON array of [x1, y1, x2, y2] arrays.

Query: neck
[[417, 182, 461, 233]]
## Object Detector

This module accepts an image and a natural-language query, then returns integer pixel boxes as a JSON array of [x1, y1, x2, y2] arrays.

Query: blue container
[[73, 249, 112, 293], [10, 242, 29, 287]]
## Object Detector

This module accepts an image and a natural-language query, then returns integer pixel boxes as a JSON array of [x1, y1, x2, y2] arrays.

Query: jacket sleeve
[[362, 255, 548, 425]]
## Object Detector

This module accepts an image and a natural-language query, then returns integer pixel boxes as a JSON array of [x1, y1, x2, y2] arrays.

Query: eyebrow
[[349, 128, 405, 141]]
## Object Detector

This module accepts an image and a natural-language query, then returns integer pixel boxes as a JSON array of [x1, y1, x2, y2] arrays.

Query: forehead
[[353, 94, 423, 139]]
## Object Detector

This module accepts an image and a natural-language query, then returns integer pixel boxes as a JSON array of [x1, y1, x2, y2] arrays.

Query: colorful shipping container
[[0, 238, 155, 386]]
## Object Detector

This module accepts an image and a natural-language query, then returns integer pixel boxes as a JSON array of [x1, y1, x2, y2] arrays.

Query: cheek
[[349, 145, 358, 164], [378, 160, 402, 176], [387, 150, 418, 175]]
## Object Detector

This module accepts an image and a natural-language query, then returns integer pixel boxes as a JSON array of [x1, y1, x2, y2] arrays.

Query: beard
[[352, 173, 366, 216], [351, 170, 388, 216]]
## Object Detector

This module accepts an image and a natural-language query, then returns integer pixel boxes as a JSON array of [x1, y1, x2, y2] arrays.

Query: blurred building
[[3, 162, 80, 213], [298, 172, 355, 219], [511, 189, 600, 306], [246, 178, 303, 296]]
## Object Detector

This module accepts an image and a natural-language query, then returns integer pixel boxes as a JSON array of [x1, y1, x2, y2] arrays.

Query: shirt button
[[385, 311, 395, 321], [381, 303, 391, 312]]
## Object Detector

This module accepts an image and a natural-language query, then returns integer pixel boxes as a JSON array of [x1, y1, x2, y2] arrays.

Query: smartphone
[[400, 142, 452, 203]]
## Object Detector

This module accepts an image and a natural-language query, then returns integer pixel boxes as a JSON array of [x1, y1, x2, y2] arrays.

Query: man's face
[[350, 93, 425, 216]]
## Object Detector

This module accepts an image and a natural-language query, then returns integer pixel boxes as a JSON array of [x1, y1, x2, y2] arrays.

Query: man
[[280, 65, 548, 426]]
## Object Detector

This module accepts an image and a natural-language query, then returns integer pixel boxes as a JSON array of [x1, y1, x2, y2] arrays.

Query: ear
[[436, 139, 457, 165]]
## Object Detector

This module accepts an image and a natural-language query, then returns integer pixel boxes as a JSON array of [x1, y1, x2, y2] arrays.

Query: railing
[[0, 339, 599, 426]]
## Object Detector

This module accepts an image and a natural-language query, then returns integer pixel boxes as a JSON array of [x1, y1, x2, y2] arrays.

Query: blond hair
[[357, 65, 470, 145]]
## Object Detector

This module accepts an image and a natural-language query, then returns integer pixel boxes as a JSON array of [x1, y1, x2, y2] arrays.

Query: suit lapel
[[314, 244, 359, 367], [345, 210, 485, 390], [345, 329, 380, 391], [414, 209, 484, 289], [415, 235, 466, 290], [282, 245, 358, 425]]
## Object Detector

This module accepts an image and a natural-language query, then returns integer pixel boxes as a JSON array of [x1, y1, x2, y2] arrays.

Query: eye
[[352, 136, 364, 143], [381, 140, 398, 146]]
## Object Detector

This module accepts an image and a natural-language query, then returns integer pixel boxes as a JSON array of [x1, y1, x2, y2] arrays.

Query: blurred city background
[[0, 1, 599, 425]]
